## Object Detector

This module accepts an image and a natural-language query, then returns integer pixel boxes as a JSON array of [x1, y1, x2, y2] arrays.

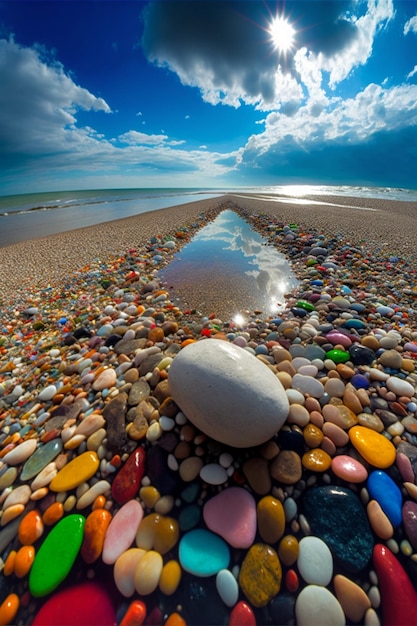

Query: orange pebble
[[165, 613, 186, 626], [80, 508, 112, 564], [42, 501, 64, 525], [3, 550, 16, 576], [14, 545, 35, 578], [92, 495, 107, 510], [180, 339, 196, 348], [18, 510, 44, 545], [119, 599, 147, 626], [0, 593, 19, 626]]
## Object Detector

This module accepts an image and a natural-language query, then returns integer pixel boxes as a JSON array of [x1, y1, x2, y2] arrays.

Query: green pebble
[[296, 300, 315, 311], [325, 349, 350, 364], [29, 514, 85, 597]]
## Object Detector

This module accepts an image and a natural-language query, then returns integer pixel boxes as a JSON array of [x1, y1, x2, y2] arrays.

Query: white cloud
[[407, 65, 417, 79], [119, 130, 169, 145], [404, 15, 417, 34]]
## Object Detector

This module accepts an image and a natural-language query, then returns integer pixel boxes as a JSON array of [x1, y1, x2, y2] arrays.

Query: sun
[[268, 16, 296, 53]]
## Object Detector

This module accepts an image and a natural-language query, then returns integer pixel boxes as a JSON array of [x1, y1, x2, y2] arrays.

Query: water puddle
[[158, 210, 299, 322]]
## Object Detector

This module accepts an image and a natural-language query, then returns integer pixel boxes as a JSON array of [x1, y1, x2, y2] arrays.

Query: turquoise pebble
[[29, 514, 85, 597], [21, 438, 63, 481], [342, 319, 365, 329], [179, 504, 201, 531], [179, 529, 230, 576]]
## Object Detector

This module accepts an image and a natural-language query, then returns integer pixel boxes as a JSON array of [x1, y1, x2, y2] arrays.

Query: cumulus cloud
[[404, 14, 417, 34], [141, 0, 394, 110], [119, 130, 169, 145], [0, 36, 111, 167]]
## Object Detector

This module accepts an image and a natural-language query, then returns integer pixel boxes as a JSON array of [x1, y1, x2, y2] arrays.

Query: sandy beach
[[1, 193, 417, 311], [2, 193, 417, 625]]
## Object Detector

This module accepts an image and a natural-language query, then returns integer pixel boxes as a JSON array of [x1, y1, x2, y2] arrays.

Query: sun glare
[[268, 16, 296, 53]]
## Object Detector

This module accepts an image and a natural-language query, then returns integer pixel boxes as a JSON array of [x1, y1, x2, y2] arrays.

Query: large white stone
[[168, 339, 289, 448]]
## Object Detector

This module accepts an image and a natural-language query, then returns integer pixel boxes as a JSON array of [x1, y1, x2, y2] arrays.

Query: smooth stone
[[134, 550, 163, 595], [179, 577, 229, 626], [302, 485, 373, 573], [295, 585, 345, 625], [367, 470, 402, 527], [3, 484, 31, 509], [168, 339, 289, 447], [135, 513, 179, 555], [229, 601, 256, 626], [80, 508, 112, 564], [242, 456, 271, 495], [350, 373, 370, 389], [31, 581, 117, 626], [38, 385, 57, 401], [179, 529, 230, 576], [2, 439, 37, 466], [114, 548, 146, 597], [21, 439, 63, 481], [159, 559, 182, 596], [29, 514, 85, 597], [333, 574, 371, 622], [348, 344, 376, 365], [216, 568, 239, 607], [49, 451, 99, 492], [18, 510, 44, 545], [349, 425, 396, 468], [297, 535, 333, 586], [269, 450, 302, 484], [102, 500, 144, 564], [200, 463, 228, 486], [92, 368, 117, 391], [322, 404, 358, 429], [0, 467, 17, 491], [326, 332, 352, 348], [292, 373, 324, 398], [325, 349, 350, 364], [331, 455, 368, 483], [402, 500, 417, 550], [302, 448, 332, 472], [203, 487, 256, 549], [373, 543, 417, 626], [239, 543, 282, 608], [378, 349, 403, 369], [257, 495, 285, 544], [111, 447, 146, 505], [367, 500, 394, 540], [386, 376, 415, 397]]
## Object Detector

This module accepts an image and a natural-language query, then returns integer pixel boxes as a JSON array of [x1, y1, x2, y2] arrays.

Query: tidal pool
[[158, 210, 299, 322]]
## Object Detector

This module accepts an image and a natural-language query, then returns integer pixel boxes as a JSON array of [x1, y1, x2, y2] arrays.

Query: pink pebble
[[102, 500, 143, 564], [203, 487, 256, 549], [331, 455, 368, 483], [325, 332, 352, 348], [396, 452, 415, 483]]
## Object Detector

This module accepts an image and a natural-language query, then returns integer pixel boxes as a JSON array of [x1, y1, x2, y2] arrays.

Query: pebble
[[111, 447, 146, 505], [28, 514, 85, 597], [295, 585, 345, 625], [179, 528, 230, 576], [349, 425, 396, 468], [168, 339, 289, 447], [297, 536, 333, 585], [80, 508, 112, 564], [102, 500, 143, 564], [367, 470, 403, 527], [49, 451, 100, 492], [2, 439, 37, 466], [257, 495, 285, 544], [238, 543, 282, 608], [203, 487, 256, 548], [333, 574, 371, 622], [332, 454, 368, 482], [216, 568, 239, 607]]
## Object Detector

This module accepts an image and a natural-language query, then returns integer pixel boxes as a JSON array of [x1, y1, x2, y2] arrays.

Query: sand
[[1, 193, 416, 309]]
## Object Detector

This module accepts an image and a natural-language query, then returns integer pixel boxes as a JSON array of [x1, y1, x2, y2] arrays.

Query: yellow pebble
[[349, 425, 396, 468], [140, 486, 161, 509], [14, 545, 35, 578], [0, 593, 19, 626], [239, 543, 282, 608], [301, 448, 332, 472], [278, 535, 299, 566], [303, 423, 324, 448], [0, 504, 25, 527], [135, 513, 179, 555], [3, 550, 16, 576], [159, 559, 182, 595], [49, 451, 99, 492], [257, 496, 285, 544], [134, 550, 163, 595]]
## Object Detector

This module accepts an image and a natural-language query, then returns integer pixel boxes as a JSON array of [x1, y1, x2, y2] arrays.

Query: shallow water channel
[[158, 210, 298, 322]]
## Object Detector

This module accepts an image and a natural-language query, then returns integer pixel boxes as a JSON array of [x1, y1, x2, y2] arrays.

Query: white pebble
[[200, 463, 228, 485], [216, 569, 239, 607], [297, 536, 333, 586]]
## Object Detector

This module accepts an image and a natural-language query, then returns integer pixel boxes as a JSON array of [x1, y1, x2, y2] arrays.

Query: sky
[[0, 0, 416, 195]]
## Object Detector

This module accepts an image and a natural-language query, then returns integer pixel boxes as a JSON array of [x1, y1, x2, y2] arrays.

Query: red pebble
[[285, 568, 299, 593], [373, 543, 417, 626], [31, 581, 116, 626], [119, 600, 147, 626], [111, 447, 146, 505], [228, 601, 257, 626]]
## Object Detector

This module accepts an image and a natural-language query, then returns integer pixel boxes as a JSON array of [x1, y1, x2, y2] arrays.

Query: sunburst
[[268, 16, 296, 54]]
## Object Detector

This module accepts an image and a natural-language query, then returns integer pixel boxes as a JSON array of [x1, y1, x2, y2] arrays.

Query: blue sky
[[0, 0, 416, 194]]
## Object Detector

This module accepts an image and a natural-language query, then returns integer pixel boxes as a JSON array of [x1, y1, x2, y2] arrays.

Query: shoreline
[[1, 193, 417, 311]]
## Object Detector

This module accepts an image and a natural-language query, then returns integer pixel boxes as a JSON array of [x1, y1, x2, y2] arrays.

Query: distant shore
[[1, 193, 416, 309]]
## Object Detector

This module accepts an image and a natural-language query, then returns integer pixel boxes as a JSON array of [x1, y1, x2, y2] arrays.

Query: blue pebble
[[342, 318, 365, 330], [310, 280, 323, 286], [255, 344, 268, 355], [350, 374, 370, 389], [367, 471, 402, 527], [179, 529, 230, 576]]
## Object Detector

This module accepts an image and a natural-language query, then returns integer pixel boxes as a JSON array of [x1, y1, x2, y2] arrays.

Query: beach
[[1, 193, 417, 625]]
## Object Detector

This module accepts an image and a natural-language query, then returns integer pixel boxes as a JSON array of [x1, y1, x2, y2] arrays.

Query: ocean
[[0, 185, 416, 249]]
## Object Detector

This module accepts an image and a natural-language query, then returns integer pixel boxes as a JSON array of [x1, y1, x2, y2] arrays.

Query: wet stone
[[20, 439, 63, 481], [302, 485, 374, 573], [270, 450, 302, 485], [239, 543, 282, 608], [103, 391, 129, 452]]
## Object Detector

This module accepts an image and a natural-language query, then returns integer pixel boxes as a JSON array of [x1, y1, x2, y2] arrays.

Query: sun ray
[[268, 15, 296, 54]]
